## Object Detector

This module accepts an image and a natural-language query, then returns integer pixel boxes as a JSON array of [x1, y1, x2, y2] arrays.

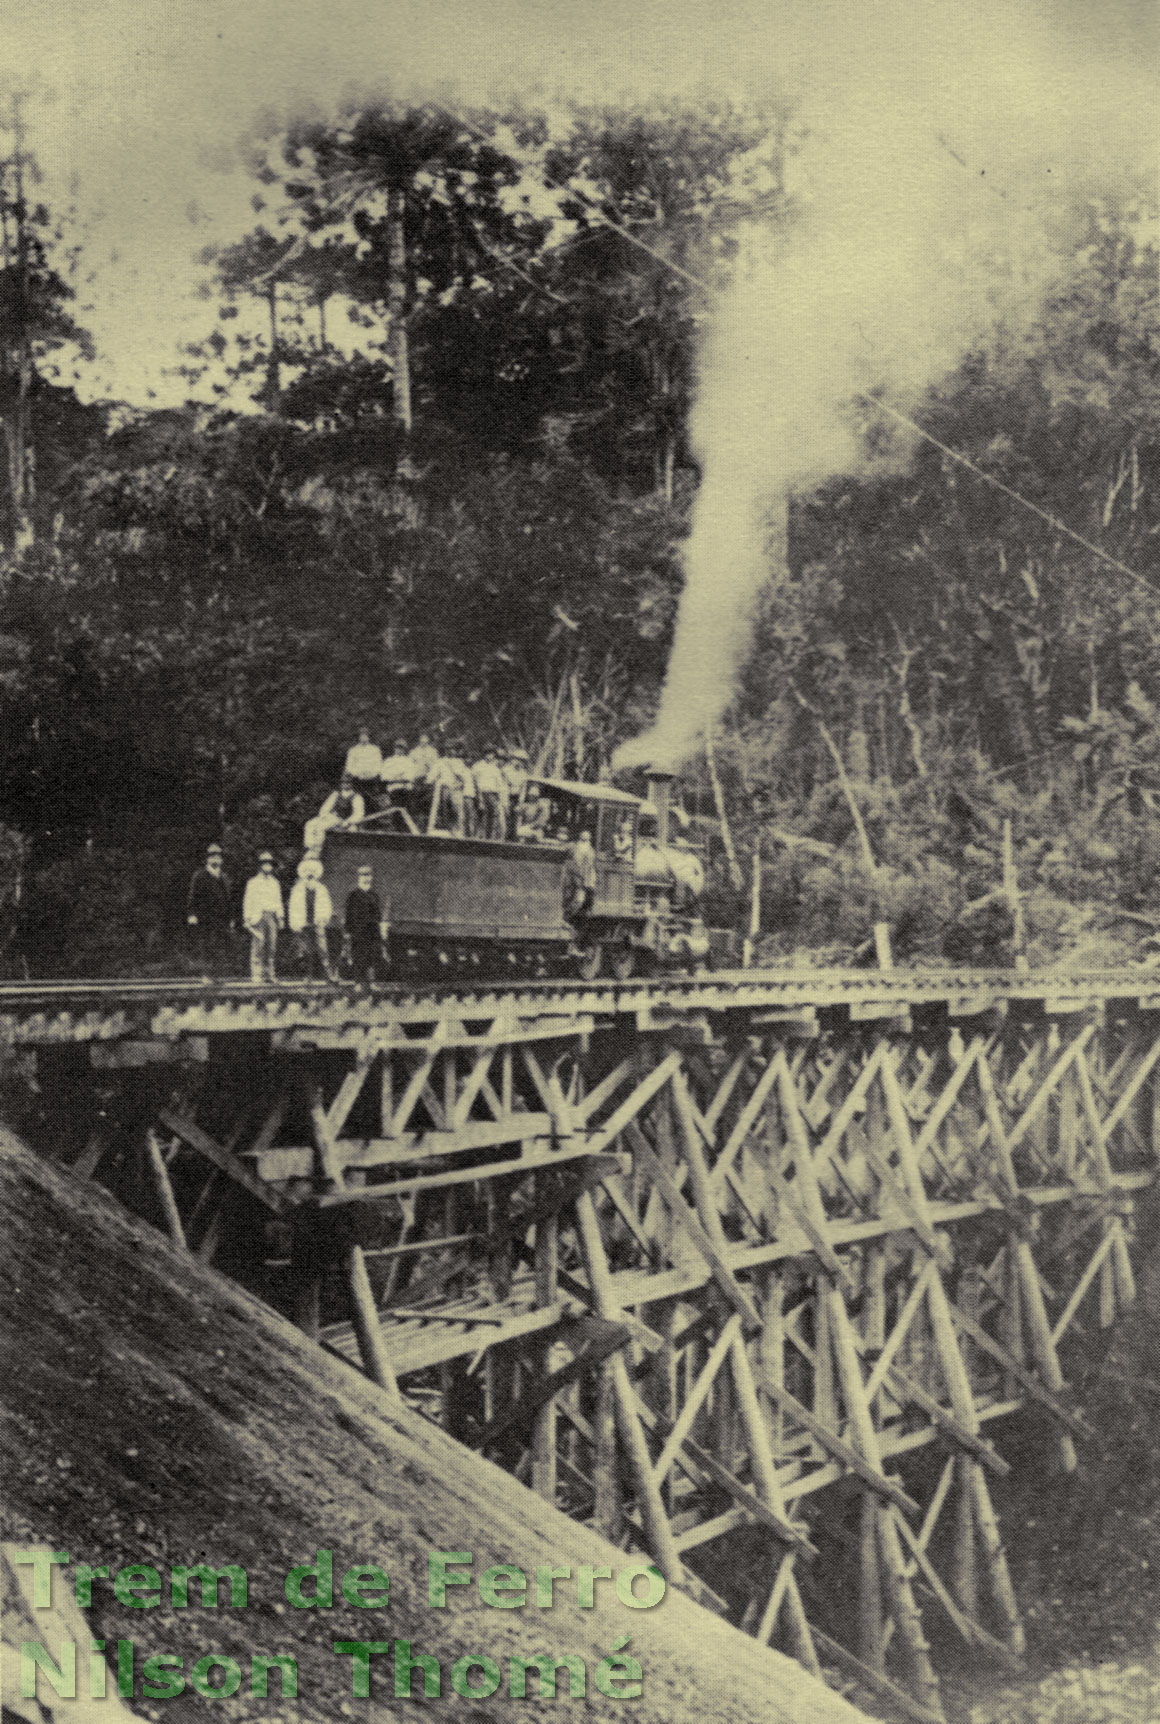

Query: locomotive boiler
[[320, 768, 710, 980]]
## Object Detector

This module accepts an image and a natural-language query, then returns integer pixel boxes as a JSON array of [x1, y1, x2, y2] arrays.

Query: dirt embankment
[[0, 1129, 870, 1724]]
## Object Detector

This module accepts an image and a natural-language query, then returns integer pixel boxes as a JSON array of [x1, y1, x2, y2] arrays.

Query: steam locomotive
[[320, 768, 710, 980]]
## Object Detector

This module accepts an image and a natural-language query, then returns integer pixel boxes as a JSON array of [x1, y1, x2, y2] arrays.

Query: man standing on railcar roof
[[344, 728, 383, 805], [186, 842, 233, 974], [472, 749, 507, 839], [409, 732, 440, 826], [243, 851, 284, 983], [345, 863, 389, 985]]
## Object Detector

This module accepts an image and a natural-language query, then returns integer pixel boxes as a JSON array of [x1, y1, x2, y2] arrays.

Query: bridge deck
[[5, 962, 1160, 1047]]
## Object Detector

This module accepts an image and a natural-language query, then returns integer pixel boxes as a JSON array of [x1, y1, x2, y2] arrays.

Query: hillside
[[0, 1128, 869, 1724]]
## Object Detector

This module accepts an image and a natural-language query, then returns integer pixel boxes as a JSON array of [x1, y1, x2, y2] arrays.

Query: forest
[[0, 91, 1158, 975]]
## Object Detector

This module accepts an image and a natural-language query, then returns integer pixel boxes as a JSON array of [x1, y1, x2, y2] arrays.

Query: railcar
[[320, 769, 709, 980]]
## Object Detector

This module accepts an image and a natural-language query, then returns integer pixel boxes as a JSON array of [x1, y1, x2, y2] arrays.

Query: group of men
[[330, 731, 535, 842], [186, 845, 389, 984], [186, 728, 594, 983]]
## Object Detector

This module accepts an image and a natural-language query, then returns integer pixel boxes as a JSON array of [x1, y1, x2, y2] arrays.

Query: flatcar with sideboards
[[320, 768, 710, 980]]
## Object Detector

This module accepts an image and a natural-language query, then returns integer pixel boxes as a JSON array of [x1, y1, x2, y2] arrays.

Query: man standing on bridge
[[243, 852, 284, 983], [185, 843, 234, 974], [344, 864, 389, 985]]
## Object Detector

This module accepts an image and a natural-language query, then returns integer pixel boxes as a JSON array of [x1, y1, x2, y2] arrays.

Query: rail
[[3, 961, 1159, 1047]]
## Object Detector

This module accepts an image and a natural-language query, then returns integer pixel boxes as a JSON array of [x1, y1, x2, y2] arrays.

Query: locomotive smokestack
[[645, 768, 675, 849]]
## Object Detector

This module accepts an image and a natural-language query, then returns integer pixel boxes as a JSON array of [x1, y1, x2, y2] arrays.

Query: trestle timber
[[21, 966, 1160, 1722]]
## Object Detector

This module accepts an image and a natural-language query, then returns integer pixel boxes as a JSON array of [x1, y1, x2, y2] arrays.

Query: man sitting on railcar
[[516, 781, 553, 843], [303, 776, 364, 852]]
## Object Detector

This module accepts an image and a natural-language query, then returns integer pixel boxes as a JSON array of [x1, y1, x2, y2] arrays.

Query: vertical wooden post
[[574, 1190, 682, 1580], [743, 848, 761, 969], [730, 1329, 820, 1677], [967, 1461, 1024, 1655], [591, 1366, 620, 1539], [827, 1287, 942, 1716], [760, 1270, 786, 1454], [951, 1455, 978, 1620], [860, 1494, 885, 1673], [532, 1206, 559, 1504]]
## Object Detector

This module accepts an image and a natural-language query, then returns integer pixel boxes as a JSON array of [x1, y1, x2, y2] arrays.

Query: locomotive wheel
[[575, 942, 602, 981], [611, 944, 635, 982]]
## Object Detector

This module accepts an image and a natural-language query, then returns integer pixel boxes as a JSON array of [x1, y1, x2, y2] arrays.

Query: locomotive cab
[[537, 775, 709, 979]]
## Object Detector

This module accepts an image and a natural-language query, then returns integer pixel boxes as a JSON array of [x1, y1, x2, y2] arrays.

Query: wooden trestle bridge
[[12, 964, 1160, 1721]]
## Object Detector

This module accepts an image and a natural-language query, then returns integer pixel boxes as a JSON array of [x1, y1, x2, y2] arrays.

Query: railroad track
[[3, 961, 1160, 1050]]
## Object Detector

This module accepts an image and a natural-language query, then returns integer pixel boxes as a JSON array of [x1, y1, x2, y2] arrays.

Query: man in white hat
[[288, 856, 337, 981], [242, 852, 284, 983]]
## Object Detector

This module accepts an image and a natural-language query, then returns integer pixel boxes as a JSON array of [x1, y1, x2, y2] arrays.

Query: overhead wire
[[449, 101, 1157, 598]]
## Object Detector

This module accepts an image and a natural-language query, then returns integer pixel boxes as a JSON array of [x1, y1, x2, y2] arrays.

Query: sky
[[14, 0, 1156, 408]]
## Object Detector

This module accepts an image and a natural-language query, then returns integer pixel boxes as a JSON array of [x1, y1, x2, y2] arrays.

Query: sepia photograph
[[2, 2, 1160, 1721]]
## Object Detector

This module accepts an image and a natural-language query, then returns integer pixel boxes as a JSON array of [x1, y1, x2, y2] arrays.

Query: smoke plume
[[614, 0, 1158, 772]]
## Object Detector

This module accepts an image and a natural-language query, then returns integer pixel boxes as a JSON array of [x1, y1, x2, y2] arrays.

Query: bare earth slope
[[0, 1129, 869, 1724]]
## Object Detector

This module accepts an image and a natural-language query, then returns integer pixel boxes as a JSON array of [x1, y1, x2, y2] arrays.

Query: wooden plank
[[386, 1303, 565, 1375], [158, 1107, 289, 1213], [575, 1056, 637, 1126], [651, 1315, 741, 1486], [145, 1129, 187, 1249], [864, 1260, 937, 1403], [891, 1507, 1020, 1664], [674, 1506, 749, 1552], [635, 1404, 817, 1556], [523, 1046, 576, 1137], [708, 1055, 782, 1197], [312, 1138, 597, 1203], [255, 1112, 557, 1180], [729, 1326, 822, 1674], [626, 1124, 761, 1328], [1049, 1228, 1117, 1345], [883, 1364, 1009, 1475], [345, 1243, 399, 1399], [1100, 1030, 1160, 1143], [309, 1089, 346, 1189], [326, 1051, 377, 1139], [573, 1189, 684, 1580], [752, 1363, 919, 1516], [809, 1627, 945, 1724], [585, 1050, 684, 1155], [390, 1027, 447, 1136], [1005, 1023, 1097, 1155], [451, 1048, 497, 1129], [481, 1316, 631, 1447], [947, 1303, 1095, 1441]]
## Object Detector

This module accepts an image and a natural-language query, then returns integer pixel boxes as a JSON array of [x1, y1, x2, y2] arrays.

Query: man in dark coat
[[344, 863, 388, 984], [186, 843, 233, 973]]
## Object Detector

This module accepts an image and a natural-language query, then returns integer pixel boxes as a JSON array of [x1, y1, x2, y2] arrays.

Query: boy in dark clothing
[[345, 865, 388, 983]]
